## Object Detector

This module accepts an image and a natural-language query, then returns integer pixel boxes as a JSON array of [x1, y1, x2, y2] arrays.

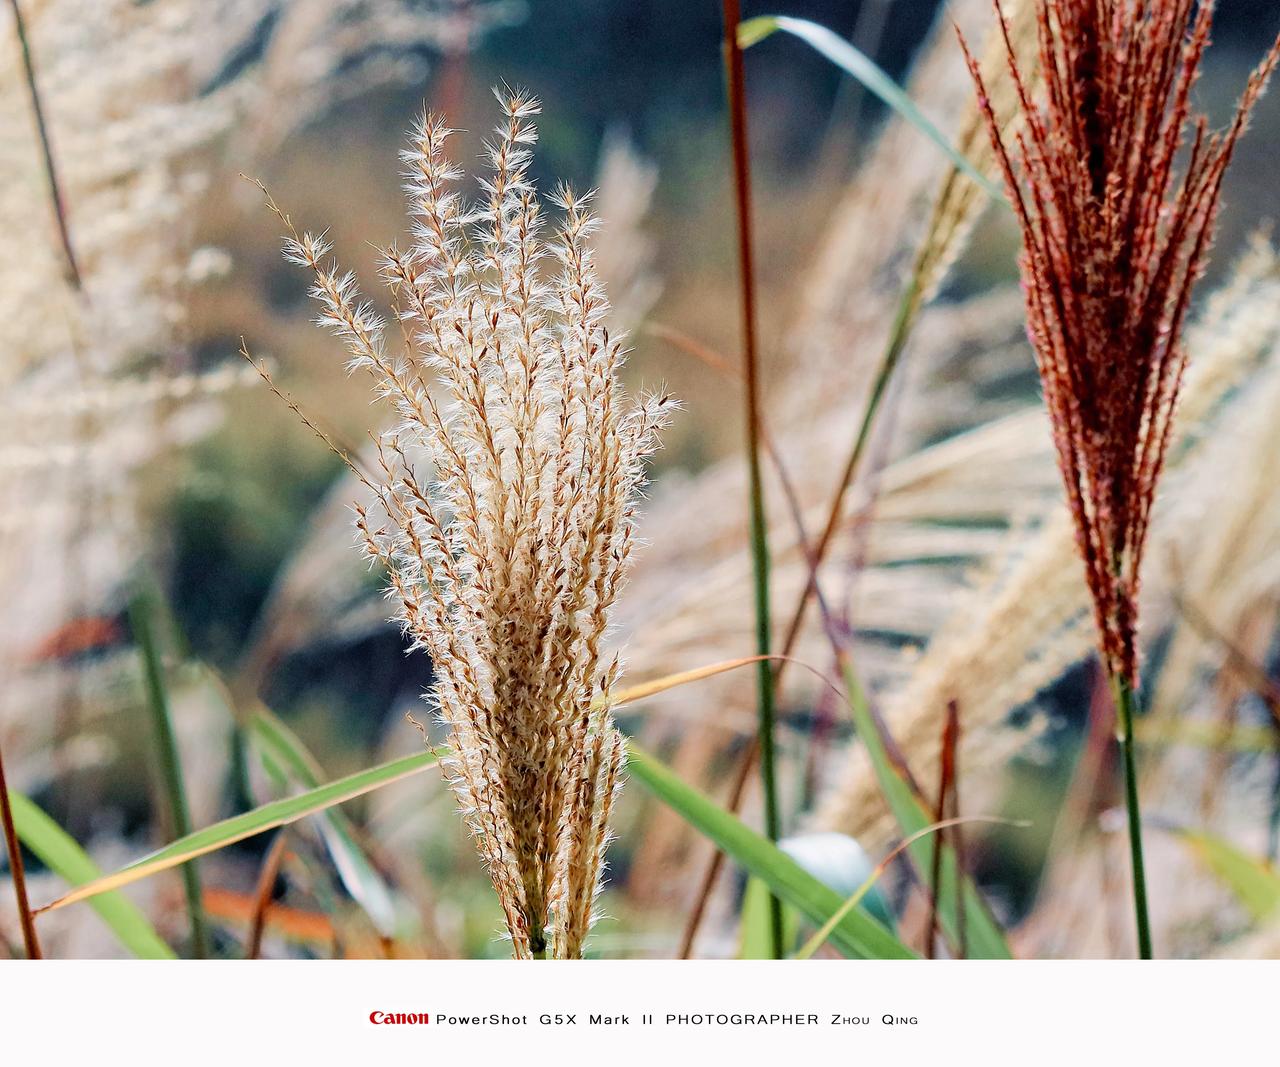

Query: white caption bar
[[1, 959, 1273, 1063]]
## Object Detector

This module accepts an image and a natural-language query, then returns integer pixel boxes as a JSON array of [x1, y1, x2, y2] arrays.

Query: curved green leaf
[[248, 709, 399, 937], [193, 661, 407, 939], [1179, 830, 1280, 921], [10, 791, 175, 959], [838, 655, 1013, 958], [626, 744, 916, 959], [739, 15, 1005, 201], [37, 749, 440, 916]]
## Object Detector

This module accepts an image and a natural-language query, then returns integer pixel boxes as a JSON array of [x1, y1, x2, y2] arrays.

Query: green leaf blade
[[839, 659, 1012, 959], [37, 749, 440, 916], [129, 586, 209, 957], [740, 15, 1005, 201], [248, 710, 399, 936], [1179, 830, 1280, 921], [739, 876, 799, 958], [10, 791, 175, 959], [626, 744, 917, 959]]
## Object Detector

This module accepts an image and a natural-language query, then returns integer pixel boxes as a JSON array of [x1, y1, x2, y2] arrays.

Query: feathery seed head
[[960, 0, 1280, 686], [271, 90, 673, 958]]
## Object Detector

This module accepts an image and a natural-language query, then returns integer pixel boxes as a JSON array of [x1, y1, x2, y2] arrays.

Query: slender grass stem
[[781, 275, 919, 647], [676, 262, 921, 958], [0, 740, 42, 959], [675, 56, 983, 955], [7, 0, 82, 291], [246, 830, 289, 960], [129, 588, 210, 959], [1110, 671, 1153, 959], [720, 0, 783, 959]]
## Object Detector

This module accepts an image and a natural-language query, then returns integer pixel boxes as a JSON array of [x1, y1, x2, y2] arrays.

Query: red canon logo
[[369, 1012, 430, 1025]]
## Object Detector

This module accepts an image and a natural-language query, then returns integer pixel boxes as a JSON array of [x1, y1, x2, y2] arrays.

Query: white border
[[1, 959, 1273, 1063]]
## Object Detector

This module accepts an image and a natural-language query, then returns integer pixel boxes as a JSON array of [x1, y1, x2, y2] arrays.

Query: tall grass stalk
[[961, 0, 1280, 958], [129, 588, 210, 958], [675, 12, 1038, 949], [678, 179, 949, 956], [0, 740, 42, 959], [720, 0, 783, 959]]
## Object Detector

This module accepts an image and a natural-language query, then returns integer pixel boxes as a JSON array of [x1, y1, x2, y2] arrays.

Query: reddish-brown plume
[[960, 1, 1279, 686]]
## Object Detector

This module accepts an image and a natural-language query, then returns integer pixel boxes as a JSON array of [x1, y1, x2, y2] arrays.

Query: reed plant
[[960, 0, 1280, 957], [266, 90, 674, 958]]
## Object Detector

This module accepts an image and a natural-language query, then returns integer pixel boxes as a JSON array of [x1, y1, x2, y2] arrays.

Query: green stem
[[720, 0, 783, 960], [130, 588, 210, 959], [1110, 671, 1153, 959], [677, 177, 941, 960], [805, 273, 919, 570]]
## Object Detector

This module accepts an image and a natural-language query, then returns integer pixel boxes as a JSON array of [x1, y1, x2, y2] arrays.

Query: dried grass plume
[[262, 89, 675, 958], [960, 0, 1280, 688]]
